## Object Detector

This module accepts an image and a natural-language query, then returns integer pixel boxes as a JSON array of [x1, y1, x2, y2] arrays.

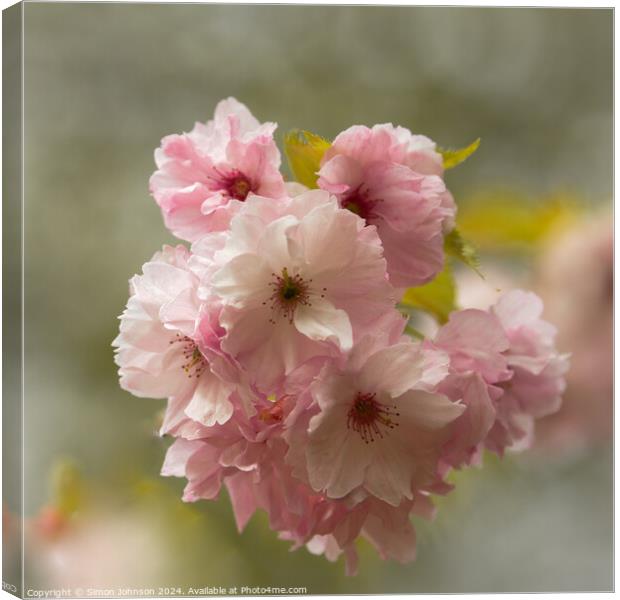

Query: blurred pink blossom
[[533, 211, 612, 453]]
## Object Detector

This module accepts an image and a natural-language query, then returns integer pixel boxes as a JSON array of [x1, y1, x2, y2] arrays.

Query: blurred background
[[6, 4, 612, 594]]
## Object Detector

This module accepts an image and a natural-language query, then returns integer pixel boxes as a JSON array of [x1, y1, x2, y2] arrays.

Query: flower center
[[169, 334, 207, 378], [229, 176, 252, 200], [341, 187, 379, 222], [347, 392, 399, 444], [219, 170, 253, 201], [264, 268, 325, 324]]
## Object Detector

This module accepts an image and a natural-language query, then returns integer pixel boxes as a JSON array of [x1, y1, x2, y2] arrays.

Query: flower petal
[[359, 343, 449, 398], [184, 370, 235, 427], [256, 215, 302, 272], [211, 253, 270, 308], [294, 297, 353, 351], [307, 408, 371, 499], [296, 200, 362, 275], [397, 390, 465, 430]]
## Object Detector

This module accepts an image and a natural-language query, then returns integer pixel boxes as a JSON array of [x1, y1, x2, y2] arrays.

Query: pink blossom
[[422, 309, 507, 466], [160, 392, 290, 503], [317, 124, 455, 287], [112, 244, 237, 428], [486, 290, 570, 453], [432, 290, 568, 463], [304, 487, 443, 575], [202, 191, 397, 392], [160, 378, 450, 576], [303, 340, 463, 506], [156, 342, 452, 575], [160, 389, 334, 544], [116, 100, 573, 573], [149, 98, 286, 241]]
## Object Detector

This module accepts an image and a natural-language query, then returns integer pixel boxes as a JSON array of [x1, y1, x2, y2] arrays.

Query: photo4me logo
[[186, 586, 308, 595]]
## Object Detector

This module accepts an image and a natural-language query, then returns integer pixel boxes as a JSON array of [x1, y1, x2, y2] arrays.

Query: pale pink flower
[[486, 290, 570, 453], [432, 291, 568, 463], [161, 389, 328, 538], [158, 350, 452, 575], [203, 191, 397, 392], [427, 308, 510, 466], [150, 98, 286, 241], [304, 340, 463, 506], [317, 124, 455, 287], [112, 245, 236, 428]]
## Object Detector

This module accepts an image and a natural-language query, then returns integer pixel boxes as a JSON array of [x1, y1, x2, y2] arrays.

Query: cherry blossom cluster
[[113, 98, 569, 574]]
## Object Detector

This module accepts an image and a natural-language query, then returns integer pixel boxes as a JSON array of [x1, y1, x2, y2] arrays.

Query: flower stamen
[[347, 392, 399, 444], [264, 268, 315, 324], [169, 334, 207, 378], [215, 168, 254, 201], [229, 176, 252, 200]]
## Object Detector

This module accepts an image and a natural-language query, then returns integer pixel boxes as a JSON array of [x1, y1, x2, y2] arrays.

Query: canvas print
[[2, 3, 613, 597]]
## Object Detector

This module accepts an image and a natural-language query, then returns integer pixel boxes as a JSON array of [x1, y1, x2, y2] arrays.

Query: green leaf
[[444, 228, 482, 274], [284, 129, 331, 188], [400, 261, 456, 324], [440, 138, 480, 170]]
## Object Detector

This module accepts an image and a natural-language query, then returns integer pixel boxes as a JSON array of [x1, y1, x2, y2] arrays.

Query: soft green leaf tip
[[444, 228, 483, 276], [440, 138, 481, 170]]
